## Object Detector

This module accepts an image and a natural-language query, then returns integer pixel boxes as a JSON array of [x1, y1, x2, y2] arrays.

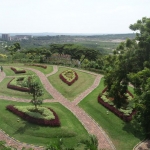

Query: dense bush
[[11, 67, 26, 74], [6, 105, 60, 127], [59, 70, 78, 86], [98, 87, 136, 122]]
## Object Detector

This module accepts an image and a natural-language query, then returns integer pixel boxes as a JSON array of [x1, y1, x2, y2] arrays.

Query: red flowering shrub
[[6, 105, 60, 127], [59, 70, 78, 86], [98, 87, 136, 122]]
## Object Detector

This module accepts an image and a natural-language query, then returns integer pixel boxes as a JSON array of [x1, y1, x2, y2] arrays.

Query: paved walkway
[[0, 66, 115, 150], [46, 65, 58, 77]]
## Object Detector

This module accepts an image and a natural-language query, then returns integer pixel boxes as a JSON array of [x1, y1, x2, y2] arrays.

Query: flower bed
[[6, 105, 60, 127], [59, 70, 78, 86], [98, 87, 136, 122], [11, 67, 26, 74], [7, 77, 30, 92]]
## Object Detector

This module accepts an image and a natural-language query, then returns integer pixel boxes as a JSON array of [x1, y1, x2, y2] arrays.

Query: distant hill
[[0, 32, 135, 37]]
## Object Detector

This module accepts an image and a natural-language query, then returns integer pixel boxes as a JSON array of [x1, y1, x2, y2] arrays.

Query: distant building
[[2, 34, 11, 41], [13, 35, 33, 41]]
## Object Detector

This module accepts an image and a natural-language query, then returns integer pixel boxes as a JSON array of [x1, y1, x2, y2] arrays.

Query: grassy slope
[[0, 100, 88, 148], [48, 66, 95, 101], [78, 78, 144, 150]]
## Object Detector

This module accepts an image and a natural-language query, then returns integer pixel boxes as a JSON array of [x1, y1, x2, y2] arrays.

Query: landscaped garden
[[48, 66, 96, 101], [79, 78, 144, 150], [0, 63, 146, 149], [0, 65, 95, 149], [0, 100, 88, 149], [1, 17, 150, 149]]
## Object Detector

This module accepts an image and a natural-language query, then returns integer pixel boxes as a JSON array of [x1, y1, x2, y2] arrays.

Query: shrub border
[[6, 105, 60, 127], [7, 78, 30, 92], [98, 87, 136, 122], [25, 64, 47, 69], [59, 70, 78, 86], [11, 67, 26, 74]]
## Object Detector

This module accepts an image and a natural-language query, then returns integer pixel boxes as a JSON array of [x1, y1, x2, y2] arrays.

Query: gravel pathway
[[0, 66, 115, 150]]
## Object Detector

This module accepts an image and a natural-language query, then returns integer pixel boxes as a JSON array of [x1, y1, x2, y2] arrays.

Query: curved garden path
[[0, 65, 114, 150]]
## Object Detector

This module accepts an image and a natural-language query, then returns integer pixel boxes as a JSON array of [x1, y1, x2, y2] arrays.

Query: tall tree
[[104, 17, 150, 136], [28, 75, 43, 110]]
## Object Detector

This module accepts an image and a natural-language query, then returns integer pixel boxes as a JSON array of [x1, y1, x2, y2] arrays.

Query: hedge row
[[7, 78, 30, 92], [11, 67, 26, 74], [59, 72, 78, 86], [98, 87, 136, 122], [25, 64, 47, 69], [6, 105, 60, 127]]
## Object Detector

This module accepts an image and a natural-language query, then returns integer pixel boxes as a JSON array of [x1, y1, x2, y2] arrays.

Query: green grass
[[3, 65, 53, 76], [1, 65, 53, 99], [13, 67, 25, 71], [0, 100, 89, 149], [3, 66, 36, 76], [48, 66, 96, 101], [24, 65, 53, 75], [0, 77, 52, 100], [78, 78, 144, 150]]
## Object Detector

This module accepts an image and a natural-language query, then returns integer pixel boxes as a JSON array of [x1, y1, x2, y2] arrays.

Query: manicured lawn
[[0, 100, 89, 149], [48, 66, 96, 101], [3, 66, 36, 76], [24, 65, 53, 75], [78, 78, 144, 150], [0, 77, 52, 100], [3, 65, 53, 76]]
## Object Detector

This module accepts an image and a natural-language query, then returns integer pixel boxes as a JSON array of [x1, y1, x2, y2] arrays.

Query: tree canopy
[[104, 17, 150, 137]]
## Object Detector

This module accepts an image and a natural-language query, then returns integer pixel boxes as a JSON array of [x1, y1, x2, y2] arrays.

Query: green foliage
[[101, 92, 134, 115], [15, 106, 55, 120], [46, 138, 75, 150], [10, 76, 29, 88], [104, 17, 150, 137], [5, 43, 21, 62], [79, 78, 144, 150], [61, 70, 76, 82], [78, 135, 98, 150], [28, 75, 44, 110]]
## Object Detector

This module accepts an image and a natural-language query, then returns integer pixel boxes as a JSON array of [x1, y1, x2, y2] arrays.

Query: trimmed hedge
[[11, 67, 26, 74], [6, 105, 60, 127], [98, 87, 136, 122], [7, 78, 30, 92], [59, 70, 78, 86], [25, 64, 47, 69]]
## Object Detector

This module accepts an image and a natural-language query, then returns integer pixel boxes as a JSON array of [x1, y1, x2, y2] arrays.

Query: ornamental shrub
[[6, 105, 60, 126]]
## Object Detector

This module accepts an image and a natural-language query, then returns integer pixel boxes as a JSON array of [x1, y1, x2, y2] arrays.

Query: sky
[[0, 0, 150, 34]]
